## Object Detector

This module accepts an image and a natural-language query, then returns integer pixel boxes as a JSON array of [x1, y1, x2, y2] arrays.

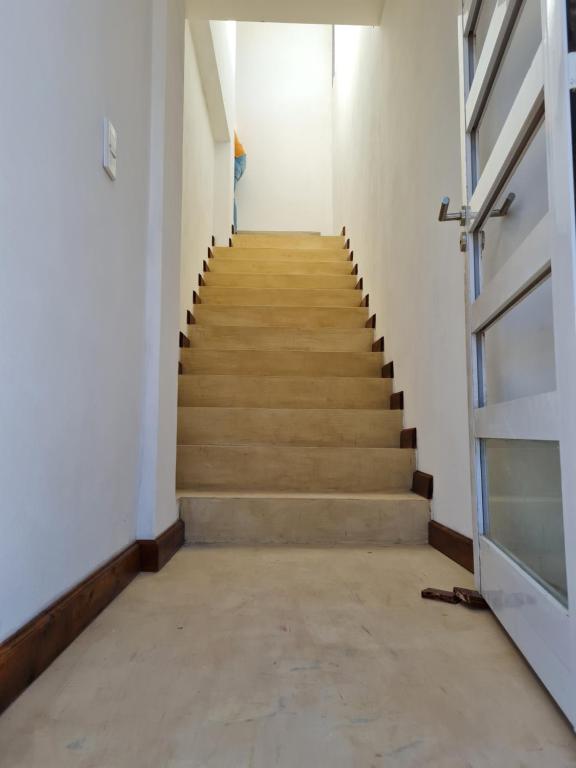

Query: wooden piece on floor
[[193, 291, 201, 305], [429, 520, 474, 573], [366, 314, 376, 329], [421, 587, 460, 604], [198, 274, 206, 287], [453, 586, 488, 609], [139, 520, 185, 573], [372, 336, 384, 353], [352, 264, 359, 276], [360, 295, 369, 308], [186, 310, 195, 325], [203, 260, 210, 273], [355, 278, 364, 290], [208, 247, 214, 259], [179, 332, 190, 348]]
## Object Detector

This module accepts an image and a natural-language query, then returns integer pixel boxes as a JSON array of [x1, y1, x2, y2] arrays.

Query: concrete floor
[[1, 545, 575, 767]]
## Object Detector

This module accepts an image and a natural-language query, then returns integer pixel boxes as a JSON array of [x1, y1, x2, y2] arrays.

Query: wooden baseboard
[[0, 518, 186, 715], [429, 520, 474, 573], [139, 520, 185, 573], [0, 543, 140, 716]]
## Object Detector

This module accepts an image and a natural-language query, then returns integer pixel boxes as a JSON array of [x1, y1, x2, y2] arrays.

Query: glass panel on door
[[481, 276, 556, 405], [482, 438, 567, 604], [478, 120, 548, 287], [472, 0, 542, 185]]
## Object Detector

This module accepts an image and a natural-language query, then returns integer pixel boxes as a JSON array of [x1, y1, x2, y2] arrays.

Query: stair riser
[[177, 408, 403, 447], [178, 376, 393, 409], [208, 260, 354, 275], [198, 287, 362, 307], [177, 446, 415, 492], [192, 306, 369, 328], [230, 235, 346, 250], [210, 248, 352, 267], [180, 497, 430, 545], [203, 274, 357, 289], [186, 327, 374, 352], [179, 351, 383, 377]]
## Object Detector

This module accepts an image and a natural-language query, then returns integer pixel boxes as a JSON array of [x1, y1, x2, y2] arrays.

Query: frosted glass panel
[[479, 121, 548, 286], [474, 0, 542, 182], [483, 439, 566, 603], [483, 278, 556, 405], [471, 0, 498, 82]]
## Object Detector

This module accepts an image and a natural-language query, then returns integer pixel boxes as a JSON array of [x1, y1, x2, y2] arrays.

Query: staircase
[[177, 232, 430, 545]]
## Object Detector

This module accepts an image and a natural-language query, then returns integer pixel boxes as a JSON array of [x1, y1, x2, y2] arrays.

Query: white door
[[448, 0, 576, 726]]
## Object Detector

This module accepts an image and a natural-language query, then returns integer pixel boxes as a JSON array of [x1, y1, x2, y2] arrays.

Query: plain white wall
[[332, 2, 474, 536], [180, 19, 236, 333], [235, 23, 334, 233], [138, 0, 186, 540], [180, 20, 217, 333], [0, 0, 159, 641]]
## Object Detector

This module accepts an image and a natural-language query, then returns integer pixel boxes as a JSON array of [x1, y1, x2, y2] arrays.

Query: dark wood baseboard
[[390, 390, 404, 409], [382, 361, 394, 378], [412, 470, 433, 499], [400, 427, 417, 448], [0, 543, 140, 716], [0, 518, 186, 715], [139, 520, 185, 573], [429, 520, 474, 573]]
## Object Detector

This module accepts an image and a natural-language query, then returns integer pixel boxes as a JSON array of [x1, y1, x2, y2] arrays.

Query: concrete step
[[186, 326, 374, 352], [198, 287, 362, 307], [179, 350, 383, 377], [176, 445, 415, 493], [177, 407, 403, 447], [231, 234, 346, 249], [214, 247, 349, 262], [179, 491, 430, 545], [192, 305, 369, 328], [203, 273, 357, 290], [178, 375, 393, 409], [208, 259, 354, 275]]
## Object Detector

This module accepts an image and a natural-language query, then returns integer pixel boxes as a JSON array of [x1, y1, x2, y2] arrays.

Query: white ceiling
[[186, 0, 386, 26]]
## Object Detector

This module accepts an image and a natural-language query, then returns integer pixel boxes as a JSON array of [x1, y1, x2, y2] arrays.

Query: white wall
[[0, 0, 176, 642], [332, 2, 474, 536], [180, 19, 236, 333], [180, 20, 217, 333], [138, 0, 186, 540], [235, 23, 334, 234]]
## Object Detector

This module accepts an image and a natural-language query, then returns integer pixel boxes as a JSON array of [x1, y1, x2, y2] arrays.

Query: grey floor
[[1, 545, 575, 767]]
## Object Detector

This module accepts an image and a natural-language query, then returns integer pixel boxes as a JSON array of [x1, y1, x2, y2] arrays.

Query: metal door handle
[[490, 192, 515, 218], [438, 197, 465, 225]]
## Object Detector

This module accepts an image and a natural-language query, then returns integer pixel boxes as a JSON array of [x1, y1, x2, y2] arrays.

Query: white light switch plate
[[103, 118, 117, 180]]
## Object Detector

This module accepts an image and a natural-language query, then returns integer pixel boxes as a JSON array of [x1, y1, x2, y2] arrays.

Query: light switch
[[103, 118, 118, 180]]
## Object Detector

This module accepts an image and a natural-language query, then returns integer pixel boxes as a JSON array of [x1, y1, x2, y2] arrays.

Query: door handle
[[490, 192, 515, 218], [438, 197, 466, 225], [439, 193, 515, 226]]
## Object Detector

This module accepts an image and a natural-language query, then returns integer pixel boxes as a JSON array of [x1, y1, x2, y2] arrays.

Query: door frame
[[457, 0, 576, 726]]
